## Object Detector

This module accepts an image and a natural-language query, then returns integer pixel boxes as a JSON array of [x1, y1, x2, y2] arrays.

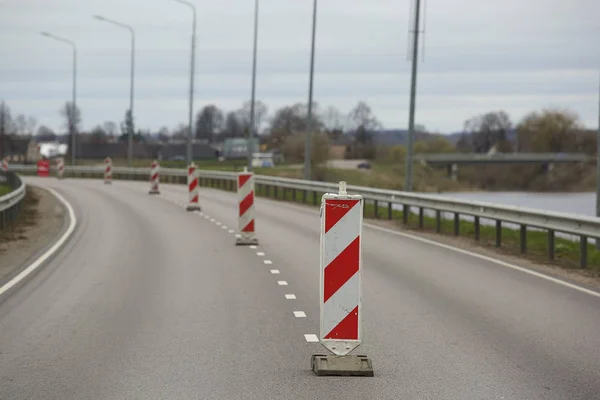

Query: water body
[[434, 192, 598, 218]]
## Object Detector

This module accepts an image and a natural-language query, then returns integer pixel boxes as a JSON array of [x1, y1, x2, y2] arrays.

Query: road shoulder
[[0, 186, 68, 288]]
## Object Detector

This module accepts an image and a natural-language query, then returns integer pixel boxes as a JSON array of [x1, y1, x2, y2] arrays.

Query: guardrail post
[[402, 205, 409, 225], [274, 186, 278, 199], [453, 213, 459, 236], [313, 191, 317, 205], [474, 216, 480, 241], [303, 189, 307, 204], [435, 210, 441, 233], [292, 188, 296, 202], [374, 200, 379, 219], [495, 221, 502, 247], [520, 225, 527, 254], [387, 202, 392, 220], [580, 236, 588, 268], [418, 207, 424, 228], [548, 231, 555, 260]]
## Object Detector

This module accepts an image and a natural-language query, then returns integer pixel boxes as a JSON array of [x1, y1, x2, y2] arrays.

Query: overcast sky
[[1, 0, 599, 134]]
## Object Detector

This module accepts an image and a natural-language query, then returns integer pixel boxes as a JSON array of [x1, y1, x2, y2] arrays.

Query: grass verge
[[0, 188, 40, 241], [0, 185, 12, 196]]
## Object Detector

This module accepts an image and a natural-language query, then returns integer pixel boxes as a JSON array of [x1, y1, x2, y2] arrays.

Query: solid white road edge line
[[365, 223, 600, 299], [0, 188, 77, 298]]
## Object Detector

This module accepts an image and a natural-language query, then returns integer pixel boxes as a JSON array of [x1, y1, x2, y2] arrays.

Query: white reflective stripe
[[238, 176, 253, 201], [323, 202, 361, 267], [321, 272, 359, 338], [239, 206, 254, 231]]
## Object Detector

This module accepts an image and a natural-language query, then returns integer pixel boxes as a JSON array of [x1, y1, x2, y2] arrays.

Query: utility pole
[[404, 0, 422, 192], [303, 0, 318, 180], [248, 0, 259, 171], [596, 74, 600, 248]]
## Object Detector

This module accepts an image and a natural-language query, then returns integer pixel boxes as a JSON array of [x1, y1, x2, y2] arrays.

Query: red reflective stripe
[[189, 178, 198, 191], [324, 305, 358, 340], [191, 195, 198, 203], [324, 199, 360, 233], [323, 236, 360, 302], [151, 173, 159, 181], [188, 166, 195, 175], [239, 191, 254, 217], [242, 219, 254, 232], [238, 174, 251, 189]]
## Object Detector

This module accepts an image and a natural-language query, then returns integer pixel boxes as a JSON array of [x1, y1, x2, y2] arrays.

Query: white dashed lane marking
[[256, 252, 265, 256], [270, 269, 280, 274], [293, 311, 306, 318], [228, 230, 235, 234], [277, 281, 288, 286], [304, 334, 319, 343], [285, 294, 296, 300], [264, 260, 272, 265], [249, 245, 257, 249]]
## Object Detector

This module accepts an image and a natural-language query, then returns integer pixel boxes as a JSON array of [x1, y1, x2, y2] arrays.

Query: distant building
[[222, 138, 259, 160]]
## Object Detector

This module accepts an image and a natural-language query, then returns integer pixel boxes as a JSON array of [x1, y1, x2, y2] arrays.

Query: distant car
[[357, 162, 371, 170]]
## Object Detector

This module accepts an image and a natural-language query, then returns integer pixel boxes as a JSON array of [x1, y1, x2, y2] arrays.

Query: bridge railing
[[0, 171, 27, 230], [12, 164, 600, 268]]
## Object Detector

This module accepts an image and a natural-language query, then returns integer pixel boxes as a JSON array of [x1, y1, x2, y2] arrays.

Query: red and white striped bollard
[[235, 167, 258, 245], [56, 158, 64, 179], [104, 157, 112, 184], [186, 163, 201, 211], [149, 160, 160, 195], [312, 181, 373, 376]]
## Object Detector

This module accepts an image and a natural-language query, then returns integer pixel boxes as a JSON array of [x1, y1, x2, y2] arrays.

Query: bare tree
[[14, 114, 27, 135], [36, 125, 56, 142], [241, 100, 269, 134], [60, 101, 81, 159], [463, 111, 512, 153], [26, 116, 37, 136], [103, 121, 118, 136], [517, 109, 583, 153], [195, 105, 224, 143], [0, 101, 13, 157], [322, 106, 344, 132]]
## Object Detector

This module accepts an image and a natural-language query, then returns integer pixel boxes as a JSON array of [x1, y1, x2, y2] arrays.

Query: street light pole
[[404, 0, 422, 192], [596, 74, 600, 248], [93, 15, 136, 168], [247, 0, 259, 172], [173, 0, 197, 166], [41, 32, 77, 166], [303, 0, 317, 180]]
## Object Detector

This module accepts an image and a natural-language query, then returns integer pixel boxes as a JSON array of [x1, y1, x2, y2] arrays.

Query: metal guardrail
[[0, 171, 27, 230], [414, 153, 593, 165], [12, 164, 600, 268]]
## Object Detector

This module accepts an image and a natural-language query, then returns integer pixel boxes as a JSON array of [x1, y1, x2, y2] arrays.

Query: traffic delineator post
[[1, 157, 8, 172], [312, 181, 374, 377], [186, 162, 201, 211], [235, 167, 258, 246], [56, 158, 64, 179], [104, 157, 112, 184], [149, 160, 160, 195]]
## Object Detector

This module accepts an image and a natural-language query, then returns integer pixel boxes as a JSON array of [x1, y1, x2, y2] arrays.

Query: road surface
[[1, 177, 599, 399]]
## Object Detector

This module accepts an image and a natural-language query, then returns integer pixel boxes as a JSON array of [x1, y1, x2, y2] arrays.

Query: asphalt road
[[1, 177, 599, 399]]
